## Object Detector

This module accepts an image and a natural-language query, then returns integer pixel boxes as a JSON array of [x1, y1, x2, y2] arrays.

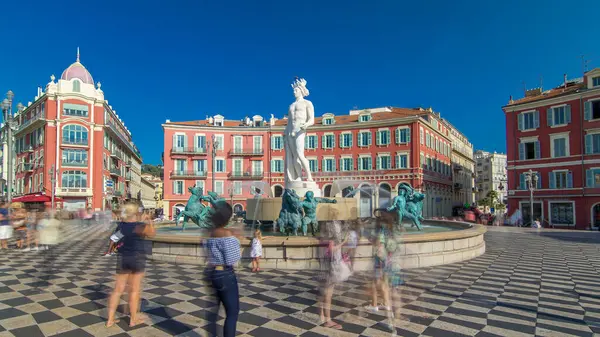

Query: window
[[518, 110, 540, 130], [63, 103, 88, 117], [549, 171, 572, 189], [309, 159, 318, 172], [323, 158, 335, 172], [426, 133, 431, 147], [518, 172, 541, 190], [194, 159, 207, 173], [552, 137, 567, 158], [253, 136, 262, 152], [61, 170, 87, 188], [271, 159, 283, 173], [547, 105, 571, 126], [550, 202, 574, 225], [359, 157, 372, 171], [173, 181, 184, 195], [420, 153, 425, 169], [323, 118, 334, 125], [396, 128, 410, 144], [215, 135, 224, 150], [377, 155, 391, 170], [340, 133, 352, 148], [174, 134, 185, 149], [62, 149, 88, 166], [306, 135, 318, 149], [585, 100, 600, 120], [174, 159, 186, 172], [233, 136, 242, 151], [215, 159, 225, 172], [420, 127, 424, 144], [341, 157, 353, 171], [196, 135, 206, 150], [195, 180, 205, 191], [104, 134, 109, 149], [377, 130, 390, 146], [252, 161, 262, 174], [358, 131, 371, 147], [594, 77, 600, 87], [585, 133, 600, 154], [271, 135, 283, 150], [215, 181, 224, 195], [586, 168, 600, 187], [73, 80, 80, 92], [62, 125, 88, 145], [518, 140, 540, 160], [233, 181, 242, 195], [427, 157, 432, 170], [396, 154, 408, 168], [322, 134, 335, 149], [359, 114, 371, 122], [232, 159, 242, 174]]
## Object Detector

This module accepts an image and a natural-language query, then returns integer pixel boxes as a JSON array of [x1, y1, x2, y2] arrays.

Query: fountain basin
[[246, 197, 358, 221], [146, 220, 486, 270]]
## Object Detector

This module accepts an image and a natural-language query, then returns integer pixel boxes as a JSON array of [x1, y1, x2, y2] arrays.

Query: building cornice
[[503, 87, 600, 112]]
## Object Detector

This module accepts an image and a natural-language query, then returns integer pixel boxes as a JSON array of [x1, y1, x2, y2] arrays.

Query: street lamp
[[1, 90, 22, 205], [523, 169, 538, 227], [207, 135, 220, 192], [227, 185, 234, 206]]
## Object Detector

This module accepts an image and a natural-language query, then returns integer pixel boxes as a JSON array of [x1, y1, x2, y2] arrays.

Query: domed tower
[[56, 48, 101, 98]]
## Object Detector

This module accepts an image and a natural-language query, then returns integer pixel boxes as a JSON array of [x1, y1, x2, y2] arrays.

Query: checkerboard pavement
[[0, 223, 600, 336]]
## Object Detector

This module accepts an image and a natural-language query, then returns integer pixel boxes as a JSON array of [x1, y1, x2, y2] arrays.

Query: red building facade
[[504, 68, 600, 229], [12, 51, 143, 210], [163, 107, 454, 219]]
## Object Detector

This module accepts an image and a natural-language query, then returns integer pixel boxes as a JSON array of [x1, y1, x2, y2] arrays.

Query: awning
[[11, 194, 64, 203]]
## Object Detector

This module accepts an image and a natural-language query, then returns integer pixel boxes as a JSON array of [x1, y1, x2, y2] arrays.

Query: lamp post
[[524, 169, 538, 226], [1, 91, 24, 205], [208, 135, 220, 192], [228, 185, 234, 206]]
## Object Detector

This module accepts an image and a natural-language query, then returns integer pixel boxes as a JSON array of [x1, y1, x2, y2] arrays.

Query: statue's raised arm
[[315, 197, 336, 204]]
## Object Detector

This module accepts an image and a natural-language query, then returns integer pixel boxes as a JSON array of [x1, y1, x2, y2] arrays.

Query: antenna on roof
[[539, 75, 543, 91], [581, 55, 589, 75], [522, 81, 526, 96], [76, 47, 80, 62]]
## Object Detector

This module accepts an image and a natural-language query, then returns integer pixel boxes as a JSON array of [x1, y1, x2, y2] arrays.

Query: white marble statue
[[284, 77, 315, 185]]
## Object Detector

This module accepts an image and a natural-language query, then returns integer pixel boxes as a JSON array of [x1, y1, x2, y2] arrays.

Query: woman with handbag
[[319, 220, 351, 330], [106, 202, 155, 328]]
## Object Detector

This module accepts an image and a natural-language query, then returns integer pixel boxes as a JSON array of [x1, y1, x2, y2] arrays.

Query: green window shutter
[[350, 134, 353, 147], [549, 172, 555, 189], [585, 101, 592, 120], [368, 132, 372, 146], [587, 169, 594, 187], [172, 134, 177, 149], [534, 110, 540, 128], [395, 129, 400, 144], [322, 158, 326, 171], [407, 128, 411, 142], [547, 108, 553, 126], [332, 159, 336, 171], [586, 134, 593, 154], [339, 133, 344, 148], [519, 173, 525, 190], [567, 171, 573, 188], [518, 114, 523, 130], [566, 105, 571, 123], [376, 156, 381, 169], [534, 141, 540, 159], [376, 131, 381, 146], [332, 135, 335, 148]]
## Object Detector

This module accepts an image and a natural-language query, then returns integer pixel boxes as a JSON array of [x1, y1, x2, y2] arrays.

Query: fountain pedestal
[[286, 181, 321, 198], [246, 197, 356, 222]]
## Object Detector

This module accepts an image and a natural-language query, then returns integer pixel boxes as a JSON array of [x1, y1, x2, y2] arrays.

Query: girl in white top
[[250, 229, 263, 272]]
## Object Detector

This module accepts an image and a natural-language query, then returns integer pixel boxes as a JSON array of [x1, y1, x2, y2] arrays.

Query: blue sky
[[1, 0, 599, 164]]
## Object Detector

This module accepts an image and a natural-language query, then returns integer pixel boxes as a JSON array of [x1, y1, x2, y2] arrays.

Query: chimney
[[564, 74, 567, 89]]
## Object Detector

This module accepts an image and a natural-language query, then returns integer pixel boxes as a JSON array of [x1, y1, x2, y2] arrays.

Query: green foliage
[[142, 164, 163, 178]]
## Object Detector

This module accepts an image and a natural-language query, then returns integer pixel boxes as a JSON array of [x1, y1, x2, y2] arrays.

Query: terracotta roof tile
[[507, 83, 584, 106]]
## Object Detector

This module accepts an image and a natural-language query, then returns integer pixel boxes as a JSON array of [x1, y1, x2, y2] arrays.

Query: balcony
[[17, 112, 46, 133], [170, 170, 208, 179], [229, 148, 264, 156], [171, 147, 207, 156], [109, 168, 121, 176], [454, 183, 464, 190], [62, 160, 88, 167], [23, 163, 33, 172], [105, 120, 141, 160], [110, 152, 123, 160], [62, 138, 88, 146], [125, 172, 132, 181], [228, 171, 264, 180], [56, 187, 93, 197], [24, 146, 33, 153]]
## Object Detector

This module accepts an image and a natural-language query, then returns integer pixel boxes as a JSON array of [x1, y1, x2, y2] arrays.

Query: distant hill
[[142, 164, 163, 178]]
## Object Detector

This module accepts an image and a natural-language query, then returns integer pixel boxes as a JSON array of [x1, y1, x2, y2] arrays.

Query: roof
[[167, 107, 428, 128], [506, 82, 584, 106], [61, 49, 94, 85]]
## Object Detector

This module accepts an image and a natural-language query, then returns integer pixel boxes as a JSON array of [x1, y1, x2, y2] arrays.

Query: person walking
[[204, 201, 240, 337], [24, 210, 39, 251], [106, 202, 155, 328], [0, 202, 12, 249], [11, 203, 27, 249], [38, 211, 61, 284], [250, 229, 263, 272]]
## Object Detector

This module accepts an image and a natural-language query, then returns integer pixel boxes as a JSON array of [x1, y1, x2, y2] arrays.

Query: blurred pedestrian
[[38, 211, 61, 284], [11, 203, 27, 249], [251, 228, 263, 272], [344, 220, 359, 272], [0, 202, 12, 249], [24, 210, 39, 251], [319, 219, 351, 330], [204, 201, 240, 337], [106, 201, 155, 328]]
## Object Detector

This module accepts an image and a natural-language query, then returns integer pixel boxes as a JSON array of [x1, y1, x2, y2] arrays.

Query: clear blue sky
[[1, 0, 599, 164]]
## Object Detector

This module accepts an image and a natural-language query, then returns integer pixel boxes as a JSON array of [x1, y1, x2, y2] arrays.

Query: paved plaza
[[0, 224, 599, 336]]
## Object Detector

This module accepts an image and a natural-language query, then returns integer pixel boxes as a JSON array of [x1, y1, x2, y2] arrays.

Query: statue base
[[286, 181, 321, 198]]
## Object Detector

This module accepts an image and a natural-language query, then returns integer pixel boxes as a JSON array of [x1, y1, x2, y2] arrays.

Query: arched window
[[73, 80, 81, 92], [323, 185, 332, 197], [62, 170, 87, 188], [62, 125, 88, 145], [273, 185, 283, 197]]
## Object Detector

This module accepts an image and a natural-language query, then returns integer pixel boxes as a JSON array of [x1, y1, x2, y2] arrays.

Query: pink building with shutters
[[504, 68, 600, 229], [162, 107, 456, 219]]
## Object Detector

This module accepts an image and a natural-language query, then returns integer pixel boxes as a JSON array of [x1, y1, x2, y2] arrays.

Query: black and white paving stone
[[0, 223, 599, 336]]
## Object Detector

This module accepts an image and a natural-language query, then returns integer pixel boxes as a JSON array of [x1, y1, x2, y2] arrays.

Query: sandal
[[106, 319, 120, 328], [323, 320, 342, 330]]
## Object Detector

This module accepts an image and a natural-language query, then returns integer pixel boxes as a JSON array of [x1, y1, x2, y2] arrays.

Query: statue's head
[[208, 191, 218, 198], [291, 77, 309, 99], [188, 186, 203, 196], [305, 191, 314, 200]]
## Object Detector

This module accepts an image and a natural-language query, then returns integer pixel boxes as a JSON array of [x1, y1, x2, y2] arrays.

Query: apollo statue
[[284, 77, 315, 186]]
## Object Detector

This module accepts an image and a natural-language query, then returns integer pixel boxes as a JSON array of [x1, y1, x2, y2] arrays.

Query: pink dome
[[61, 61, 94, 85]]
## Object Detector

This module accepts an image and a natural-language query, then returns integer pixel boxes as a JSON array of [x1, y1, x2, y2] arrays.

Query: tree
[[142, 164, 163, 178], [478, 190, 500, 213]]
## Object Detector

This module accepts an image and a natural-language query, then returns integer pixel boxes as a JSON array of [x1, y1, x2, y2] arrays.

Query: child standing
[[251, 229, 263, 272]]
